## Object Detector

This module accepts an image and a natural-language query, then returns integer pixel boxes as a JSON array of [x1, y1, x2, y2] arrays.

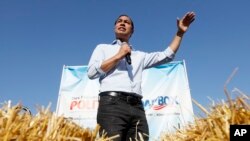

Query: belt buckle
[[110, 92, 118, 97]]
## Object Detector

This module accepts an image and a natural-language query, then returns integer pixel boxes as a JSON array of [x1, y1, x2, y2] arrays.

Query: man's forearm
[[169, 30, 184, 53], [100, 55, 121, 73]]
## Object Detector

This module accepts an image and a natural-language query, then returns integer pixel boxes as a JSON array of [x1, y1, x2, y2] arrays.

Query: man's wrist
[[177, 30, 185, 37], [114, 54, 122, 61]]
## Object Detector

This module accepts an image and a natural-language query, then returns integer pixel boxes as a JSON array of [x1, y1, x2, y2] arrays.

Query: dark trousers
[[97, 95, 149, 141]]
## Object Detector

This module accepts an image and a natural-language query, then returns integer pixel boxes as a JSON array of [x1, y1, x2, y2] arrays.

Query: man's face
[[114, 16, 133, 41]]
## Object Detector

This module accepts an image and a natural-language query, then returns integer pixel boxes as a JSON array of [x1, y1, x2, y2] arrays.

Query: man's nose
[[120, 24, 125, 27], [120, 22, 125, 26]]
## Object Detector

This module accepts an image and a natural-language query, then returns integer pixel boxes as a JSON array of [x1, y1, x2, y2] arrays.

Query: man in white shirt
[[88, 12, 195, 141]]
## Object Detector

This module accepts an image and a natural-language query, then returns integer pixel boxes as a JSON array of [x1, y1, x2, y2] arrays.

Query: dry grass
[[161, 95, 250, 141], [0, 103, 105, 141]]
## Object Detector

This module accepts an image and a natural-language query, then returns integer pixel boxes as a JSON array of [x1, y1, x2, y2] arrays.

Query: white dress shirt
[[87, 39, 175, 95]]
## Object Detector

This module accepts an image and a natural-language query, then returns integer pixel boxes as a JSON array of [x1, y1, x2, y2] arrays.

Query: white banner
[[56, 60, 194, 139]]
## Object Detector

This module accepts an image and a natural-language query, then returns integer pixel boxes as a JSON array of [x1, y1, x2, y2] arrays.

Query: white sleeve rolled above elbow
[[87, 60, 106, 79], [164, 47, 175, 60]]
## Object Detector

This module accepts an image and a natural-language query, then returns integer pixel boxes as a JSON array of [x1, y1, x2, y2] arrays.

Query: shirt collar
[[112, 39, 122, 45], [112, 39, 133, 49]]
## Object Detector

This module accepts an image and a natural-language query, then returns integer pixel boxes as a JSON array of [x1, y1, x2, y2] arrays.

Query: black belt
[[99, 91, 142, 104]]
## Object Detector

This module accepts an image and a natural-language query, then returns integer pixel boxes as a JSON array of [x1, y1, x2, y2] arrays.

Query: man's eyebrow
[[124, 19, 131, 22], [118, 19, 131, 23]]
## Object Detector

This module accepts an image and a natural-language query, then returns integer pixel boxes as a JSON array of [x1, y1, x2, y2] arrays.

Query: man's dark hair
[[114, 14, 134, 31]]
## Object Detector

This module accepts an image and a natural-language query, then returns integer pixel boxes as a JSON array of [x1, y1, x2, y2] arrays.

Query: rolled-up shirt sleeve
[[143, 47, 175, 69], [87, 45, 106, 79]]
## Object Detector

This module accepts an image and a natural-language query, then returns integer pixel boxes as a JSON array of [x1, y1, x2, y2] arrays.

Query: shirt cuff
[[165, 47, 175, 59], [96, 60, 106, 75]]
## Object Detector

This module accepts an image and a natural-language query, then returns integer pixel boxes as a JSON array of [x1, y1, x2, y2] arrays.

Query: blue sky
[[1, 0, 249, 115]]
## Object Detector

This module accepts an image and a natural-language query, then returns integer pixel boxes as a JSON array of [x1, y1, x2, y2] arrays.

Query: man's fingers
[[184, 12, 195, 20], [182, 12, 195, 25]]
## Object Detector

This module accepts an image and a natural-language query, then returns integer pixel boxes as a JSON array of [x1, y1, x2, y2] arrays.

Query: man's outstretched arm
[[169, 12, 196, 53]]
